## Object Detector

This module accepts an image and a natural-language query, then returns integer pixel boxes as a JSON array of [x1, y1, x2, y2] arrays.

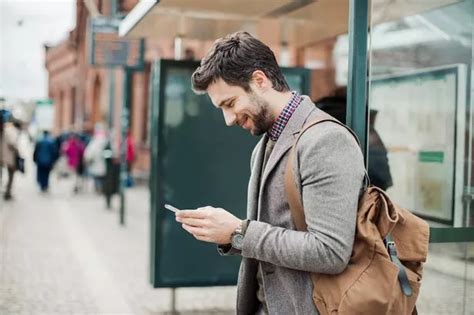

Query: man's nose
[[223, 109, 236, 126]]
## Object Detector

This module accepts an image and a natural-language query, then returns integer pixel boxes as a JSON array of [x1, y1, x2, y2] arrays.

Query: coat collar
[[259, 96, 316, 194]]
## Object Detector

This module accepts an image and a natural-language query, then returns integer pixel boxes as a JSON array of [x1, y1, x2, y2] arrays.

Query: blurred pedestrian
[[314, 96, 346, 123], [368, 109, 393, 190], [33, 130, 57, 192], [62, 133, 85, 193], [55, 130, 71, 178], [0, 120, 20, 200], [126, 130, 135, 187], [84, 124, 108, 193]]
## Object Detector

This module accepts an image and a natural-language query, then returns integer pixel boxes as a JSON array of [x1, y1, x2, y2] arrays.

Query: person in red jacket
[[62, 133, 85, 193], [126, 131, 135, 187]]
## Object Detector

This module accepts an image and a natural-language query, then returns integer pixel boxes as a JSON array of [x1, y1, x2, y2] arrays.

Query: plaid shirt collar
[[267, 91, 302, 141]]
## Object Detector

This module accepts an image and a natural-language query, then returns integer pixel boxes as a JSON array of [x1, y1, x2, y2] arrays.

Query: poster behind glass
[[370, 65, 467, 224]]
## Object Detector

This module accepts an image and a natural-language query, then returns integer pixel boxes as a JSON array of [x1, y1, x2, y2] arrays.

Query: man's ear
[[250, 70, 271, 91]]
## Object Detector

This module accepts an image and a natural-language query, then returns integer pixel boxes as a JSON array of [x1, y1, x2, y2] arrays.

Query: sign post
[[89, 17, 144, 69], [89, 16, 144, 225]]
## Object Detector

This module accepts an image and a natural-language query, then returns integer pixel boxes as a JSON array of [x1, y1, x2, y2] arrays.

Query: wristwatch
[[230, 220, 247, 250]]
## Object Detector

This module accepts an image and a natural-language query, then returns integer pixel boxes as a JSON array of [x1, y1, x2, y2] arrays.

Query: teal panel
[[418, 151, 445, 164], [430, 227, 474, 243], [149, 60, 311, 287], [283, 66, 311, 95]]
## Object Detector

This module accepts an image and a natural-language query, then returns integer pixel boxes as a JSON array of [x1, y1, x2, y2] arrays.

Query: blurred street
[[0, 157, 236, 315], [1, 0, 473, 314]]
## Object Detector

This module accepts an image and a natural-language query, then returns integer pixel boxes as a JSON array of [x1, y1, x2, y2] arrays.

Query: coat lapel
[[247, 135, 267, 220], [259, 96, 316, 192]]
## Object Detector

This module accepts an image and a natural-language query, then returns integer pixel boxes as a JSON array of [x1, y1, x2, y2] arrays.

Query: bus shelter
[[120, 0, 473, 312]]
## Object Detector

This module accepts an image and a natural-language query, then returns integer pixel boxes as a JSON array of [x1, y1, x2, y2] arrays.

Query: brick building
[[44, 0, 340, 177]]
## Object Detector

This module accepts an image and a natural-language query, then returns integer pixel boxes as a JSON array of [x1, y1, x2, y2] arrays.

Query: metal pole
[[171, 288, 177, 314], [347, 0, 369, 164], [111, 0, 117, 16], [108, 0, 117, 128], [120, 68, 130, 225], [108, 70, 115, 128]]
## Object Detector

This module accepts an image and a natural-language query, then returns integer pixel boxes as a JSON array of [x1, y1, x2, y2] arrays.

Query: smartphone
[[164, 204, 181, 213]]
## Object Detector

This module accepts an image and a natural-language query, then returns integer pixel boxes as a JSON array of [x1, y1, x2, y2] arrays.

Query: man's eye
[[228, 102, 234, 108]]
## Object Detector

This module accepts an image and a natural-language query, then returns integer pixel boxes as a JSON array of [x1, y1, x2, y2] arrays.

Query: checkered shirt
[[267, 91, 302, 141]]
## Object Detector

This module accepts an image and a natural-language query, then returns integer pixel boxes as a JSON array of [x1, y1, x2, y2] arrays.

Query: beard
[[247, 91, 274, 136]]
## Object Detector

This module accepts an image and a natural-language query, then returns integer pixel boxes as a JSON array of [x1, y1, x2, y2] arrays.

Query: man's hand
[[175, 206, 242, 245]]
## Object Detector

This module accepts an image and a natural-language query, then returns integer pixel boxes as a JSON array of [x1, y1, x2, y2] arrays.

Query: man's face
[[207, 79, 274, 136]]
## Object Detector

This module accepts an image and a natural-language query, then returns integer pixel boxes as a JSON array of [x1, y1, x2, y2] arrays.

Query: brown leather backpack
[[284, 118, 429, 315]]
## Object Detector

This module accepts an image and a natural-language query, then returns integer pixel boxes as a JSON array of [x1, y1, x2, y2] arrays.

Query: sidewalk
[[0, 159, 473, 314], [0, 164, 236, 315]]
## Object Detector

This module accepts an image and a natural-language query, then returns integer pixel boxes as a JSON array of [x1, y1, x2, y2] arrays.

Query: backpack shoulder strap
[[284, 117, 368, 231]]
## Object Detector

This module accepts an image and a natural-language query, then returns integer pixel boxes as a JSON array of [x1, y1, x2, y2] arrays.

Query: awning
[[119, 0, 461, 47]]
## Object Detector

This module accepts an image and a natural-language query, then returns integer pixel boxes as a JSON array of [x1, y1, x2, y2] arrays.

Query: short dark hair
[[191, 31, 290, 93]]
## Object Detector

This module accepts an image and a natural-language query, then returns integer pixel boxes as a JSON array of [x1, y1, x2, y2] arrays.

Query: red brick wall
[[45, 40, 78, 135]]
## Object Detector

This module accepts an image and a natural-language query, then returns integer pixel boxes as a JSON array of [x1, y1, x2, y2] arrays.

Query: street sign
[[89, 16, 144, 69], [35, 98, 55, 131]]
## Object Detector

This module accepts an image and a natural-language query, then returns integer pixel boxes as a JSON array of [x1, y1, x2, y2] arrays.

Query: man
[[176, 31, 365, 314], [33, 130, 57, 192], [1, 119, 20, 200]]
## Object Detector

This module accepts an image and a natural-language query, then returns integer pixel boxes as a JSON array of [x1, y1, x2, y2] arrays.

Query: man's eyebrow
[[217, 97, 236, 108]]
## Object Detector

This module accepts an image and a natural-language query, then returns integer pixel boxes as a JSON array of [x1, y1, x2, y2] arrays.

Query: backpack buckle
[[385, 238, 413, 297]]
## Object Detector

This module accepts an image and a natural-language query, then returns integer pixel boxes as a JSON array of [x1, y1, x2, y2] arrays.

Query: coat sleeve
[[5, 127, 18, 150], [241, 123, 365, 274]]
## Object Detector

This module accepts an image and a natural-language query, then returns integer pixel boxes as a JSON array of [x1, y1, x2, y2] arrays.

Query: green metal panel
[[282, 66, 311, 95], [347, 0, 369, 162], [430, 227, 474, 243], [149, 59, 311, 287]]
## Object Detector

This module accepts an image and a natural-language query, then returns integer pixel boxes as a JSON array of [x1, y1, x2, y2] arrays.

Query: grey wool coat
[[220, 96, 365, 315]]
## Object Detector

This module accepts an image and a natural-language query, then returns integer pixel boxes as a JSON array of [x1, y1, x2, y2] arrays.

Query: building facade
[[45, 0, 340, 176]]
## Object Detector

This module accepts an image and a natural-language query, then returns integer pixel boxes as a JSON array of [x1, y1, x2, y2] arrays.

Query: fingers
[[176, 217, 206, 227], [181, 223, 205, 235], [176, 208, 209, 219], [181, 223, 211, 242]]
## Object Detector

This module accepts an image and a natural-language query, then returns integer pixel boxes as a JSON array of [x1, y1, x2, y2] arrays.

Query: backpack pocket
[[336, 253, 419, 315]]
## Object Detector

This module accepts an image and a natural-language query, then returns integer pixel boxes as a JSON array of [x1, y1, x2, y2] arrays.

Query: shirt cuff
[[217, 243, 241, 256]]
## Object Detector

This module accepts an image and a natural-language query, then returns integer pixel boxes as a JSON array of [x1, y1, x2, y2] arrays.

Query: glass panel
[[417, 242, 474, 314], [368, 0, 473, 227], [369, 2, 473, 312]]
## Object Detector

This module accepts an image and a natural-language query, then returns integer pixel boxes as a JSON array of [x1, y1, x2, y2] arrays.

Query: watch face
[[231, 233, 244, 250]]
